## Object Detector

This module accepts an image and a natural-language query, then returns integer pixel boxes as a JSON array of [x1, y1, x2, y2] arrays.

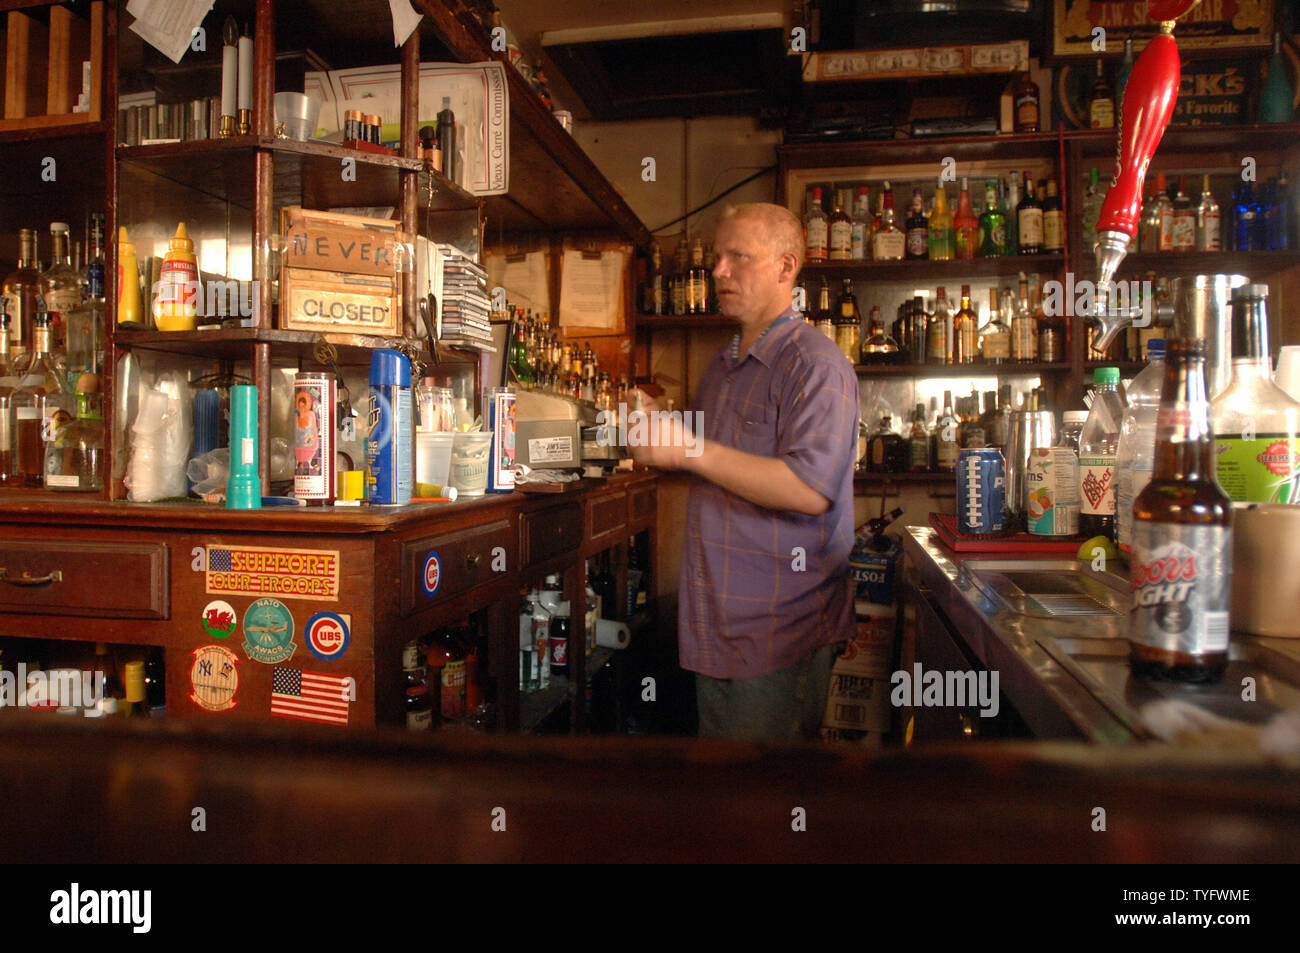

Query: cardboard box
[[821, 615, 898, 734], [280, 267, 399, 336]]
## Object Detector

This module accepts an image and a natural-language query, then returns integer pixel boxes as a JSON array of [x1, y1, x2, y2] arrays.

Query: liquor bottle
[[1130, 338, 1232, 683], [1003, 175, 1020, 254], [953, 285, 978, 364], [828, 190, 853, 261], [517, 594, 539, 694], [122, 660, 149, 718], [688, 237, 707, 314], [1138, 184, 1162, 252], [1231, 182, 1261, 251], [977, 180, 1007, 257], [435, 627, 468, 720], [643, 243, 665, 315], [512, 322, 535, 385], [860, 306, 899, 364], [959, 394, 986, 448], [908, 403, 931, 472], [703, 243, 719, 313], [867, 415, 907, 473], [1116, 39, 1135, 107], [1034, 280, 1064, 363], [989, 384, 1013, 452], [904, 187, 929, 259], [1012, 71, 1040, 133], [1016, 172, 1044, 255], [0, 315, 17, 485], [892, 300, 909, 357], [13, 313, 71, 487], [1263, 174, 1290, 250], [833, 278, 861, 363], [1088, 59, 1115, 129], [1259, 32, 1295, 123], [143, 647, 166, 715], [849, 186, 871, 261], [86, 213, 106, 303], [907, 294, 928, 364], [871, 183, 905, 260], [41, 223, 81, 351], [2, 228, 41, 354], [1042, 179, 1065, 254], [1011, 277, 1035, 362], [804, 187, 828, 262], [927, 287, 953, 365], [928, 185, 954, 261], [1151, 173, 1175, 251], [979, 287, 1011, 364], [44, 372, 103, 491], [1081, 167, 1106, 252], [1168, 176, 1196, 251], [1211, 285, 1300, 504], [1195, 174, 1221, 251], [953, 178, 978, 260], [670, 240, 689, 315], [1078, 366, 1125, 542], [814, 278, 834, 340]]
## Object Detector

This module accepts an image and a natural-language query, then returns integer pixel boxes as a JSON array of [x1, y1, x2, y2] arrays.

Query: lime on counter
[[1077, 535, 1118, 563]]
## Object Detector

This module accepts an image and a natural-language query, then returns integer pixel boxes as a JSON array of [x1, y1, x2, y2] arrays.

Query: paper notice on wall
[[127, 0, 215, 64], [486, 251, 549, 314], [558, 250, 623, 329], [324, 61, 509, 195]]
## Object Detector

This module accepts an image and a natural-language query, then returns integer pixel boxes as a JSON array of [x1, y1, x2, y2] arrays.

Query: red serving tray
[[928, 512, 1086, 554]]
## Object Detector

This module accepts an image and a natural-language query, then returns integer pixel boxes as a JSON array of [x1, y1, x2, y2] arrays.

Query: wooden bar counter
[[0, 470, 658, 732]]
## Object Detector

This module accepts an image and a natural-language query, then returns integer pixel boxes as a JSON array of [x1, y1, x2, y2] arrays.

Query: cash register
[[514, 389, 623, 470]]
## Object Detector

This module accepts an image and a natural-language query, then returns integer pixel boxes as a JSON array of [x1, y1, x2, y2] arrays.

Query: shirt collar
[[728, 307, 797, 368]]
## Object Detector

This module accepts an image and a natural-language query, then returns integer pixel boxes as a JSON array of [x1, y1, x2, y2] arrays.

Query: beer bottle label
[[1213, 435, 1300, 503], [1078, 453, 1116, 515], [1129, 521, 1231, 655]]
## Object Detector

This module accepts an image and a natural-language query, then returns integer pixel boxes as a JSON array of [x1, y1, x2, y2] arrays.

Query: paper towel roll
[[595, 618, 630, 649]]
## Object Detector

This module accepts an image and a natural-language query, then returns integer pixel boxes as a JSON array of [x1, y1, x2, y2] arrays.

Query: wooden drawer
[[519, 503, 583, 568], [629, 483, 656, 528], [586, 491, 626, 549], [401, 519, 514, 614], [0, 538, 168, 619]]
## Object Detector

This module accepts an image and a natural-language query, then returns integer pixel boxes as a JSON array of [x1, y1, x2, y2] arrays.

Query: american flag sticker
[[270, 667, 351, 725], [205, 545, 340, 602]]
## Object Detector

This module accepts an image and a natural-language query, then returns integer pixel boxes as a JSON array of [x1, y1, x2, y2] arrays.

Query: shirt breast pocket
[[733, 406, 776, 457]]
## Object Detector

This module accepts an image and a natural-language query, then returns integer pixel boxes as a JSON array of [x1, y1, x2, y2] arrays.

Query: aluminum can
[[294, 371, 336, 503], [366, 349, 412, 505], [487, 386, 516, 492], [956, 447, 1007, 535]]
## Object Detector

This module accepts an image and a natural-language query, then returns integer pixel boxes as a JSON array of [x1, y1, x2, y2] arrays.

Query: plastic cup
[[416, 432, 454, 488], [449, 432, 492, 497]]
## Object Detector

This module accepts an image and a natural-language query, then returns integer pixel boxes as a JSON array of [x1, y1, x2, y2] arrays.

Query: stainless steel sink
[[958, 558, 1130, 620]]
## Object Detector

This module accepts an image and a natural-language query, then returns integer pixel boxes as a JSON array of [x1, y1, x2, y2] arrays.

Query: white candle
[[221, 43, 237, 117], [237, 36, 253, 112]]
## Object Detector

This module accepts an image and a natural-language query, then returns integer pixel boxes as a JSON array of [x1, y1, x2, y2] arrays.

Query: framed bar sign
[[1050, 0, 1275, 61]]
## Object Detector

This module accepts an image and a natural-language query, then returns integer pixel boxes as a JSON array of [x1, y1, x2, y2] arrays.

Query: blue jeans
[[695, 643, 838, 741]]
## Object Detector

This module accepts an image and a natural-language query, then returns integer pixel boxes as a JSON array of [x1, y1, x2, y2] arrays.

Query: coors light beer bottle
[[1129, 339, 1231, 682]]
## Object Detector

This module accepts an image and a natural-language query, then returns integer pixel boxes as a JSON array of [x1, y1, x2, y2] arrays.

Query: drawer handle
[[0, 568, 64, 587], [464, 551, 482, 570]]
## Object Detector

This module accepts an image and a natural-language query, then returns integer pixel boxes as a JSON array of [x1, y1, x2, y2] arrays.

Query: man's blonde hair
[[719, 202, 804, 274]]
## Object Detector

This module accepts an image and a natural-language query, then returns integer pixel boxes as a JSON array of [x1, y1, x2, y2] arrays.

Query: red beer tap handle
[[1096, 31, 1182, 237]]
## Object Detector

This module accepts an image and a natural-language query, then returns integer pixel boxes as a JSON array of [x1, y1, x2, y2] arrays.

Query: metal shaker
[[1005, 409, 1056, 533]]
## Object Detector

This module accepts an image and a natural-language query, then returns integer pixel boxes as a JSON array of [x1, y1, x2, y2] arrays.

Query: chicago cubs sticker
[[189, 644, 239, 712], [241, 597, 297, 664], [305, 611, 351, 661], [423, 552, 441, 597], [201, 600, 237, 639]]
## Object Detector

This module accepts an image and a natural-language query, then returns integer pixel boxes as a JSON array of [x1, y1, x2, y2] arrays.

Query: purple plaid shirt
[[679, 310, 859, 679]]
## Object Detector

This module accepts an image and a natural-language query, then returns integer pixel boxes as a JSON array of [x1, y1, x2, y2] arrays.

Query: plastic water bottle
[[1115, 340, 1166, 552], [1079, 367, 1127, 542]]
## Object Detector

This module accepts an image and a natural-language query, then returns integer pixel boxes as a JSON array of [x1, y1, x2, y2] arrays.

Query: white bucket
[[449, 432, 493, 497]]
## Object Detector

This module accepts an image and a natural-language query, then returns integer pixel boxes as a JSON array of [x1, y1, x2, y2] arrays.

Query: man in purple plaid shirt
[[629, 203, 859, 740]]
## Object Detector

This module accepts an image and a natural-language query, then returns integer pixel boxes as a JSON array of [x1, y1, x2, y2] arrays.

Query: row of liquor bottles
[[639, 237, 718, 316], [0, 639, 164, 717], [505, 306, 629, 407], [860, 385, 1049, 475], [1, 218, 107, 362], [803, 174, 1066, 263], [1131, 171, 1294, 254]]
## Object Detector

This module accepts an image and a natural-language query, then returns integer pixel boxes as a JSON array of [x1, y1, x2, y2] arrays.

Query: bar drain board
[[1026, 594, 1119, 616]]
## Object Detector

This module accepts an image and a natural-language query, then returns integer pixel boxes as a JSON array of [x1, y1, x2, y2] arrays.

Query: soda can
[[293, 372, 336, 504], [956, 448, 1007, 536], [486, 386, 516, 492], [1026, 446, 1080, 536]]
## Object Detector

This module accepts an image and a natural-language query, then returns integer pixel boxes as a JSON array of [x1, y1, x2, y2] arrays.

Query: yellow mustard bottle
[[153, 221, 198, 331], [116, 226, 144, 329]]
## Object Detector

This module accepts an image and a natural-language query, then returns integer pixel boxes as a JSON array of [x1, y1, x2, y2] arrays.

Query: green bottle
[[977, 180, 1007, 257], [1259, 32, 1295, 124]]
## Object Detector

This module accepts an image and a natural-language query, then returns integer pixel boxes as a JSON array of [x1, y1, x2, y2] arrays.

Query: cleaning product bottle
[[153, 222, 198, 331], [116, 226, 144, 329]]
